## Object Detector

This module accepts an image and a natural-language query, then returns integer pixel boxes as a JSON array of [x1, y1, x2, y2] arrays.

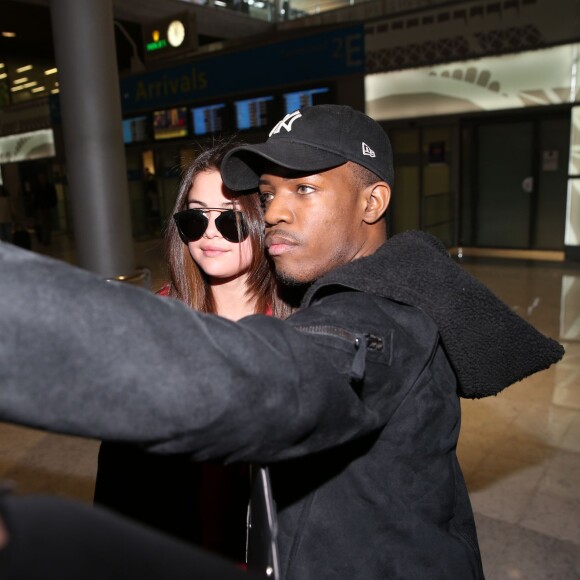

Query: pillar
[[49, 0, 136, 279]]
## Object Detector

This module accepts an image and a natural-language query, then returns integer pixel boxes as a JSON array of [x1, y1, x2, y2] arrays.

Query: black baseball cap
[[221, 104, 394, 191]]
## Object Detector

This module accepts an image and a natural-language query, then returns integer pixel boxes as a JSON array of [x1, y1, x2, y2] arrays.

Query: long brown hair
[[165, 140, 291, 319]]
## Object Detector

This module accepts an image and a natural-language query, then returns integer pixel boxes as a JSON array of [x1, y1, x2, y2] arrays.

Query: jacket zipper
[[292, 324, 384, 381]]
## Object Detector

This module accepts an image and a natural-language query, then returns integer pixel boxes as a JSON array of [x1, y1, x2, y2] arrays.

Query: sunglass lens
[[216, 211, 249, 243], [174, 210, 207, 242]]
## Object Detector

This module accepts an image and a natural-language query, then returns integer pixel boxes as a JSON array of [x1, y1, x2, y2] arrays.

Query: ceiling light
[[44, 68, 58, 76], [31, 86, 45, 93], [1, 32, 16, 38], [16, 65, 33, 73], [11, 85, 25, 92], [23, 81, 37, 88], [214, 1, 227, 6], [13, 77, 28, 84], [0, 73, 6, 80], [51, 88, 60, 94]]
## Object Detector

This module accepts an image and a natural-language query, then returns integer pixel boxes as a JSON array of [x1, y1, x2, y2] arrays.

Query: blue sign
[[120, 25, 364, 114]]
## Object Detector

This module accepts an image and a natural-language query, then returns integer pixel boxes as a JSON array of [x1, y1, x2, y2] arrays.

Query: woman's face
[[186, 169, 254, 282]]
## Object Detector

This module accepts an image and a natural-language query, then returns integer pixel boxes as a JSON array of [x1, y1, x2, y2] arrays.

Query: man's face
[[258, 163, 372, 285]]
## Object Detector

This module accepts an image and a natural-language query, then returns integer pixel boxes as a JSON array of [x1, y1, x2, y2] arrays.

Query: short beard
[[275, 269, 308, 287], [275, 272, 311, 308]]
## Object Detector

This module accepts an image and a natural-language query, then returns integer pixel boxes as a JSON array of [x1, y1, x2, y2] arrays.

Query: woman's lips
[[199, 246, 229, 257]]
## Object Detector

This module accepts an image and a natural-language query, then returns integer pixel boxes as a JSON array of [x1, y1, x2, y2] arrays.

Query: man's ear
[[363, 182, 391, 224]]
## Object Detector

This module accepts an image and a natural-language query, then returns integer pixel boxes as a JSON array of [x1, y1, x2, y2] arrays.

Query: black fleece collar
[[303, 231, 564, 399]]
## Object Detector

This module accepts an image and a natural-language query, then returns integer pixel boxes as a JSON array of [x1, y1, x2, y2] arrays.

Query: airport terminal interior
[[1, 0, 580, 578], [0, 230, 578, 579]]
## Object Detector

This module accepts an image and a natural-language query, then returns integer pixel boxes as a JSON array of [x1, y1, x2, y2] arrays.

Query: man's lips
[[265, 233, 298, 256]]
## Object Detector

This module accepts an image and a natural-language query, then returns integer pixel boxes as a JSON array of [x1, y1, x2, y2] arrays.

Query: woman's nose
[[203, 211, 221, 238]]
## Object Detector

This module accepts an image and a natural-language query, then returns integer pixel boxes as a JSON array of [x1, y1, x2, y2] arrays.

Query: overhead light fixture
[[0, 73, 6, 80], [16, 65, 33, 73], [51, 88, 60, 94], [13, 77, 28, 84], [44, 68, 58, 76], [1, 32, 16, 38], [11, 85, 26, 92], [31, 86, 45, 93], [214, 1, 227, 6], [0, 63, 5, 69], [23, 81, 37, 88]]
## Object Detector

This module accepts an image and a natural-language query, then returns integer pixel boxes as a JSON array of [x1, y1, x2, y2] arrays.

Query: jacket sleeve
[[0, 242, 384, 463]]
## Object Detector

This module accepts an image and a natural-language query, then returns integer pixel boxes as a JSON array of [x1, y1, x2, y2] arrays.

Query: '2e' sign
[[332, 33, 364, 69]]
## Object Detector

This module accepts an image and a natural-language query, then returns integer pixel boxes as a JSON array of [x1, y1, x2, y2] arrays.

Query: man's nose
[[264, 195, 293, 226]]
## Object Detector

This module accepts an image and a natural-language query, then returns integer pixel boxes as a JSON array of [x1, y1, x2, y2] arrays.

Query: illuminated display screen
[[191, 103, 227, 136], [283, 87, 330, 114], [122, 116, 148, 144], [153, 107, 188, 140], [234, 96, 274, 131]]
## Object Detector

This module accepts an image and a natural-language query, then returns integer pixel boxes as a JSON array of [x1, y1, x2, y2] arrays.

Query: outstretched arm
[[0, 243, 379, 463]]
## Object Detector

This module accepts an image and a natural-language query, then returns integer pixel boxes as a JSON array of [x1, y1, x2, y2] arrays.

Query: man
[[0, 105, 564, 579]]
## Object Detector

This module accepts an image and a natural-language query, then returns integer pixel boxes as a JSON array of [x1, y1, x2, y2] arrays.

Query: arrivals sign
[[119, 25, 364, 114]]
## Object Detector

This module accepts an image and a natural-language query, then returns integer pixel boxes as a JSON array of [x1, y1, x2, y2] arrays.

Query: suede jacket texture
[[0, 232, 564, 580]]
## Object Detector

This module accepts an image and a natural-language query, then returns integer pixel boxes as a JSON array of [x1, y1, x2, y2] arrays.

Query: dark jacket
[[0, 232, 563, 579], [263, 232, 564, 579]]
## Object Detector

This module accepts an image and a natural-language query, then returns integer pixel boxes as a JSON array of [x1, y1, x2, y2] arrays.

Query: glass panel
[[535, 118, 569, 249], [565, 178, 580, 246], [559, 275, 580, 341], [476, 122, 533, 248], [570, 106, 580, 176], [126, 150, 147, 237], [460, 125, 475, 246], [390, 129, 420, 234], [158, 147, 182, 224], [422, 126, 454, 245]]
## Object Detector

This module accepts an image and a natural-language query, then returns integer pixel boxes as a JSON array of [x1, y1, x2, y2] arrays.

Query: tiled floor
[[0, 233, 579, 579], [456, 258, 580, 579]]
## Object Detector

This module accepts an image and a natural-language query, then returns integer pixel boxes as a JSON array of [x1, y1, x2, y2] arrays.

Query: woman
[[94, 140, 290, 562], [163, 142, 289, 319]]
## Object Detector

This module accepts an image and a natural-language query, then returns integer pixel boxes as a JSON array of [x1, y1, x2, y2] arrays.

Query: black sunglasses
[[174, 208, 249, 244]]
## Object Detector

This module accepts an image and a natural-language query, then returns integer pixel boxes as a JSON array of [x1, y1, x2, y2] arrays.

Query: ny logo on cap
[[269, 111, 302, 137], [362, 142, 376, 158]]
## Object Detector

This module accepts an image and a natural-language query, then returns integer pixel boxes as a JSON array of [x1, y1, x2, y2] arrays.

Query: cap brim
[[221, 141, 347, 191]]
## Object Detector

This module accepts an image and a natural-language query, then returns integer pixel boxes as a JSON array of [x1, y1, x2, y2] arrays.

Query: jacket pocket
[[292, 324, 391, 383]]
